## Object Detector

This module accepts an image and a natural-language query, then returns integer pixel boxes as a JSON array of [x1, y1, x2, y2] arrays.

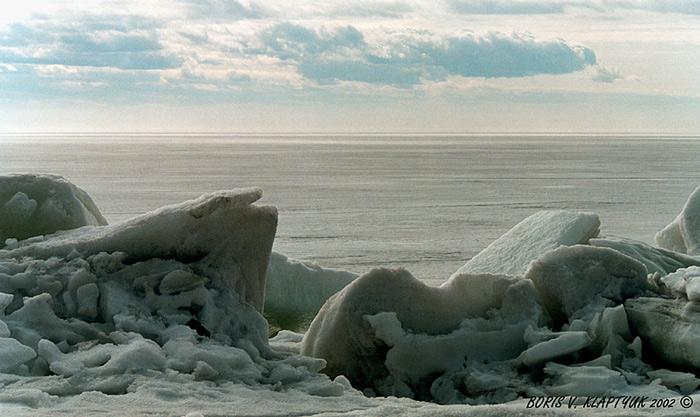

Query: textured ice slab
[[591, 236, 700, 276], [453, 210, 600, 277], [518, 330, 592, 366], [265, 252, 358, 315], [0, 188, 278, 383], [301, 253, 669, 404], [625, 297, 700, 370], [301, 267, 555, 402], [4, 188, 277, 312], [0, 173, 107, 244], [656, 184, 700, 255], [525, 245, 650, 326]]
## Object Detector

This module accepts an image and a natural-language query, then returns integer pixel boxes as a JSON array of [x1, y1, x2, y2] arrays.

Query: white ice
[[264, 252, 358, 316], [452, 210, 600, 277], [656, 184, 700, 256], [0, 174, 107, 244], [660, 266, 700, 301], [301, 268, 548, 402], [591, 236, 700, 276], [524, 245, 650, 326]]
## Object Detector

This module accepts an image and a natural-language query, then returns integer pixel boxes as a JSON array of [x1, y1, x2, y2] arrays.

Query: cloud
[[300, 60, 424, 85], [258, 23, 365, 58], [179, 0, 267, 20], [327, 1, 414, 17], [425, 31, 596, 77], [253, 24, 596, 85], [591, 65, 623, 83], [449, 0, 571, 15], [0, 63, 168, 103], [448, 0, 700, 15], [618, 0, 700, 15], [0, 12, 181, 70]]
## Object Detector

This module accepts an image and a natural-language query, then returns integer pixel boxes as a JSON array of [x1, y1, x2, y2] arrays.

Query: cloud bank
[[273, 25, 596, 85], [0, 7, 597, 101]]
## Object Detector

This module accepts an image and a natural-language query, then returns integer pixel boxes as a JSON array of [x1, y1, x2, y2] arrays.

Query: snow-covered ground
[[2, 174, 700, 416]]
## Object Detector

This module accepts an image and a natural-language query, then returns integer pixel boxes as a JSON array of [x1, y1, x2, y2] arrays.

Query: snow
[[660, 266, 700, 301], [1, 174, 107, 244], [452, 210, 600, 277], [3, 173, 700, 416]]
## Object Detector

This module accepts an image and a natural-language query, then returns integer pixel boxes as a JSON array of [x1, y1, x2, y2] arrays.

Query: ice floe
[[1, 174, 107, 244]]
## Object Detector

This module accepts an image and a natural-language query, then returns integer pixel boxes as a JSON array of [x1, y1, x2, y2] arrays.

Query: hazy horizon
[[3, 131, 700, 136]]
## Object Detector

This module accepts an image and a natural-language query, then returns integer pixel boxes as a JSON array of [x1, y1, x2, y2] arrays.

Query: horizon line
[[2, 131, 700, 137]]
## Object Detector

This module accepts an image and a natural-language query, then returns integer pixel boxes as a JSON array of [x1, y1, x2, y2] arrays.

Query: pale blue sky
[[1, 0, 699, 133]]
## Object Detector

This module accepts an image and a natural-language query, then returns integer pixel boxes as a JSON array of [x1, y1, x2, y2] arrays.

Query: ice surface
[[264, 252, 358, 330], [524, 245, 651, 326], [4, 175, 700, 416], [656, 184, 700, 256], [518, 330, 592, 366], [301, 268, 532, 401], [626, 297, 700, 370], [591, 236, 700, 276], [0, 174, 107, 243], [453, 210, 600, 277]]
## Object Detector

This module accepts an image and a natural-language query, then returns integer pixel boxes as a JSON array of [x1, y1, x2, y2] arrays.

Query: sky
[[0, 0, 699, 133]]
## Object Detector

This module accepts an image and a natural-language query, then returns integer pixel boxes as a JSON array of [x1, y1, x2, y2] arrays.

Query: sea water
[[2, 134, 699, 284]]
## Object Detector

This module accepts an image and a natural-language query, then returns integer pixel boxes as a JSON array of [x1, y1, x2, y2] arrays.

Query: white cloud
[[447, 0, 700, 15], [249, 24, 596, 86], [591, 65, 623, 83]]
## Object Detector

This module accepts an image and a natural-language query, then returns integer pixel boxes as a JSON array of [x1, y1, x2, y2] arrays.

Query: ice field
[[4, 134, 700, 284], [2, 135, 700, 416]]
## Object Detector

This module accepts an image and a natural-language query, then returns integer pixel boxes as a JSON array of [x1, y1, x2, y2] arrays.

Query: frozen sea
[[2, 133, 700, 284]]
